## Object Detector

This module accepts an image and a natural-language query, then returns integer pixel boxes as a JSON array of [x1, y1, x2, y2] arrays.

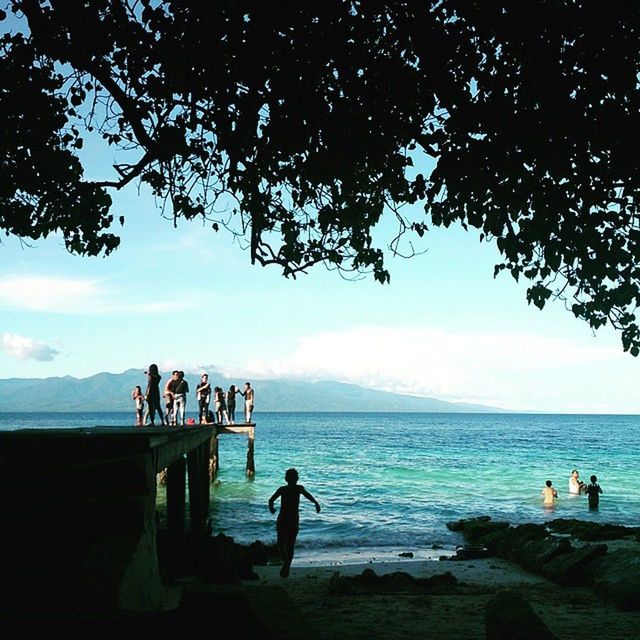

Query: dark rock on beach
[[424, 571, 459, 590], [546, 518, 640, 541], [541, 543, 608, 585], [446, 515, 492, 532], [157, 531, 269, 585], [247, 539, 280, 565], [485, 590, 559, 640], [584, 549, 640, 611], [514, 533, 572, 573], [443, 545, 493, 561], [446, 515, 511, 541], [482, 523, 550, 559], [464, 521, 572, 573], [326, 568, 459, 596]]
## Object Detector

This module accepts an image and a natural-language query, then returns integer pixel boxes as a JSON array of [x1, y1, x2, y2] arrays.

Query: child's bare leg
[[278, 543, 288, 577], [280, 542, 295, 578]]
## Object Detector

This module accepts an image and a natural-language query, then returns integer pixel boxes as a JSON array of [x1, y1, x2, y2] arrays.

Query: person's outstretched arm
[[301, 487, 321, 513], [269, 487, 282, 514]]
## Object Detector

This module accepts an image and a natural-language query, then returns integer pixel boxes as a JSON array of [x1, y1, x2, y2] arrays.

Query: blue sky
[[2, 148, 639, 415]]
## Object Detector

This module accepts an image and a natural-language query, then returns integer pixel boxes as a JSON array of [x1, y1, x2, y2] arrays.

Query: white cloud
[[154, 359, 207, 375], [0, 275, 202, 315], [230, 325, 630, 412], [0, 276, 101, 312], [1, 333, 60, 361]]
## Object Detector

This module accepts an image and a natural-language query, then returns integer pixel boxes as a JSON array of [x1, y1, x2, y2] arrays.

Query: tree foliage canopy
[[2, 1, 640, 352]]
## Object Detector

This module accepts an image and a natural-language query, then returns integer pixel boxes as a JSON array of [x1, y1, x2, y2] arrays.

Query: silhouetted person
[[269, 468, 320, 578], [585, 474, 603, 509], [143, 364, 165, 426], [227, 384, 240, 424]]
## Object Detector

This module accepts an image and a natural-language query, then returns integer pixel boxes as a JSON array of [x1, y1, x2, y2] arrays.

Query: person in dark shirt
[[143, 364, 165, 426], [226, 384, 240, 424], [196, 373, 211, 424], [585, 474, 603, 509], [173, 371, 189, 426]]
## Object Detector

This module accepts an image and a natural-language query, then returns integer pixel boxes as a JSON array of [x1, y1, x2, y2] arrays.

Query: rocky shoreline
[[445, 516, 640, 612]]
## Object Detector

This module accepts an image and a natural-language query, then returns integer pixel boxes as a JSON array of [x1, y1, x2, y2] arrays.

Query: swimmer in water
[[585, 474, 603, 509], [542, 479, 558, 507], [569, 469, 585, 495]]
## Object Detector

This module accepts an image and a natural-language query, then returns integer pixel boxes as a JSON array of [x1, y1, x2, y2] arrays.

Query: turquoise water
[[1, 412, 638, 560]]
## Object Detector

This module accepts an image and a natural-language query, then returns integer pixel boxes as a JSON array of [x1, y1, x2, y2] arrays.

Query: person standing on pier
[[143, 364, 165, 426], [196, 373, 211, 424], [164, 370, 179, 425], [269, 468, 321, 578], [132, 385, 145, 426], [173, 371, 189, 426], [214, 386, 230, 424], [227, 384, 240, 424], [241, 381, 255, 423]]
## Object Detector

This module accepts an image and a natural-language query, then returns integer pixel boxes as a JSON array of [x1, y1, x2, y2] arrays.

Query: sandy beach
[[245, 552, 640, 640]]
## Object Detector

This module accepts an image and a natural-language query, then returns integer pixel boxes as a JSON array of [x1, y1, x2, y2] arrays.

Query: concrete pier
[[0, 426, 214, 614]]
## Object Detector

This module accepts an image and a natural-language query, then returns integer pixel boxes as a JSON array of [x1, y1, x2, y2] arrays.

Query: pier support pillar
[[187, 441, 211, 537], [246, 428, 255, 477], [209, 434, 219, 482], [166, 454, 186, 540]]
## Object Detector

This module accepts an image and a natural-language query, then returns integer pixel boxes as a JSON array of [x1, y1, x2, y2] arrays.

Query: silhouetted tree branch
[[2, 1, 640, 352]]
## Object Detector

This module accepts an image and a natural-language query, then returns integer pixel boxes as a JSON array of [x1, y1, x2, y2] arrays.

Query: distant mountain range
[[0, 368, 510, 413]]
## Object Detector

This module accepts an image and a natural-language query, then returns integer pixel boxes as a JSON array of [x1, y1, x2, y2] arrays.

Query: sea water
[[1, 411, 638, 564]]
